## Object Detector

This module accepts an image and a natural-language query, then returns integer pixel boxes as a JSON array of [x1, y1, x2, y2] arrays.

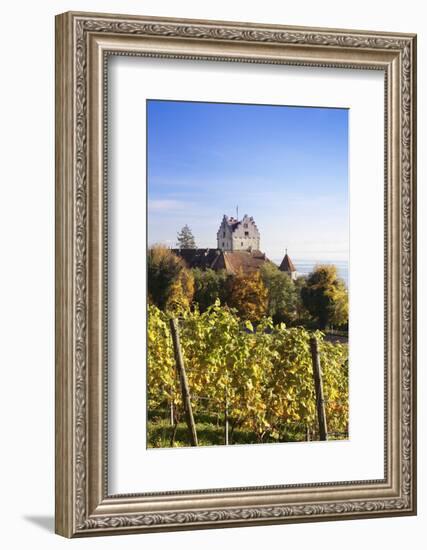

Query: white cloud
[[148, 199, 193, 212]]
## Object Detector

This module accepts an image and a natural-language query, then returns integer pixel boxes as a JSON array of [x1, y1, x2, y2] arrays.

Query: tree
[[293, 276, 313, 326], [147, 245, 193, 311], [166, 267, 195, 313], [176, 224, 196, 249], [260, 263, 299, 324], [228, 270, 268, 322], [192, 268, 231, 312], [301, 265, 348, 329]]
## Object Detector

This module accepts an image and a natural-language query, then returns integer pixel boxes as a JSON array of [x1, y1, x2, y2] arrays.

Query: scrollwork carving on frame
[[55, 12, 416, 537]]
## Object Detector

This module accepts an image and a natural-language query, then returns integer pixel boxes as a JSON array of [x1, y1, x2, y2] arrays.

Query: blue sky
[[147, 100, 348, 262]]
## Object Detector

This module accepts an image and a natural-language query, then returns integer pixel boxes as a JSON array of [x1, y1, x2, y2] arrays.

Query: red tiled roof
[[171, 249, 270, 275], [222, 251, 269, 274]]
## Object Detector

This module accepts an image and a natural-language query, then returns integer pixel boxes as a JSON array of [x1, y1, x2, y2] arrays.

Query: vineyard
[[147, 301, 349, 448]]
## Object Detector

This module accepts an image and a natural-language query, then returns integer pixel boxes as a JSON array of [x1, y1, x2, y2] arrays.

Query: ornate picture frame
[[55, 11, 417, 537]]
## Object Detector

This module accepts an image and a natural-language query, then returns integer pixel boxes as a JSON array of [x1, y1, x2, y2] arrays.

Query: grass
[[147, 408, 326, 448]]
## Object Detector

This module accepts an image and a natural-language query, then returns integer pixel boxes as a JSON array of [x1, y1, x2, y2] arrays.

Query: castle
[[173, 214, 297, 279], [217, 214, 260, 252]]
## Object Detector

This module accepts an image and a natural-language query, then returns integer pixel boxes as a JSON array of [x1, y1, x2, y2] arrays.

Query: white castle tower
[[216, 213, 260, 252]]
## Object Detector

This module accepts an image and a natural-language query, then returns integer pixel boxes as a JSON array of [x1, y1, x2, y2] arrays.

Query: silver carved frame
[[55, 11, 417, 537]]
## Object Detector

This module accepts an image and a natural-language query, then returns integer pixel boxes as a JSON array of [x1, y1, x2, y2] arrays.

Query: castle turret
[[279, 250, 297, 281]]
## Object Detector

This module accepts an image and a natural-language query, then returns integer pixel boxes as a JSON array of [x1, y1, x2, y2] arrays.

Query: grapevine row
[[148, 301, 348, 444]]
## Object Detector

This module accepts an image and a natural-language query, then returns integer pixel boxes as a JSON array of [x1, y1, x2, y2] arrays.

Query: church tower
[[279, 250, 297, 281]]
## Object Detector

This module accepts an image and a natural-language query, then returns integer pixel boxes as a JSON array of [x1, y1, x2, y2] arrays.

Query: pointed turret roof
[[279, 251, 296, 273]]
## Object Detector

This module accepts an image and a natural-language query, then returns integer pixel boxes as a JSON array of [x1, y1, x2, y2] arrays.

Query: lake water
[[273, 259, 349, 288]]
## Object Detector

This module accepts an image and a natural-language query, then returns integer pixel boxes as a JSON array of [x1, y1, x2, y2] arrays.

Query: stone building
[[172, 214, 297, 278], [216, 214, 260, 252]]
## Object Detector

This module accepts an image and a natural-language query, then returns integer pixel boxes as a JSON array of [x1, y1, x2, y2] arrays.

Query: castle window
[[241, 242, 243, 247], [223, 232, 225, 237], [244, 231, 249, 236], [222, 242, 224, 247], [243, 223, 248, 228]]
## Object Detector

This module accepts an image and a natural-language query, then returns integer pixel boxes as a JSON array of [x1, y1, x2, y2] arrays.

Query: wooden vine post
[[309, 335, 328, 441], [169, 318, 198, 446], [224, 391, 229, 446]]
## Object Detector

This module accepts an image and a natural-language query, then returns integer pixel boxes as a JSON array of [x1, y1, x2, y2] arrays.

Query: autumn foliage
[[301, 264, 348, 329], [228, 269, 268, 322], [147, 245, 194, 313], [148, 303, 349, 444]]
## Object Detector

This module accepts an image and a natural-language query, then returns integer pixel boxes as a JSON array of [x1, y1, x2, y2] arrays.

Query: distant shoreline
[[272, 258, 349, 287]]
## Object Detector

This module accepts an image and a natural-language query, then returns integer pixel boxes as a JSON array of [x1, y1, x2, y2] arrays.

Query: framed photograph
[[55, 11, 417, 537]]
